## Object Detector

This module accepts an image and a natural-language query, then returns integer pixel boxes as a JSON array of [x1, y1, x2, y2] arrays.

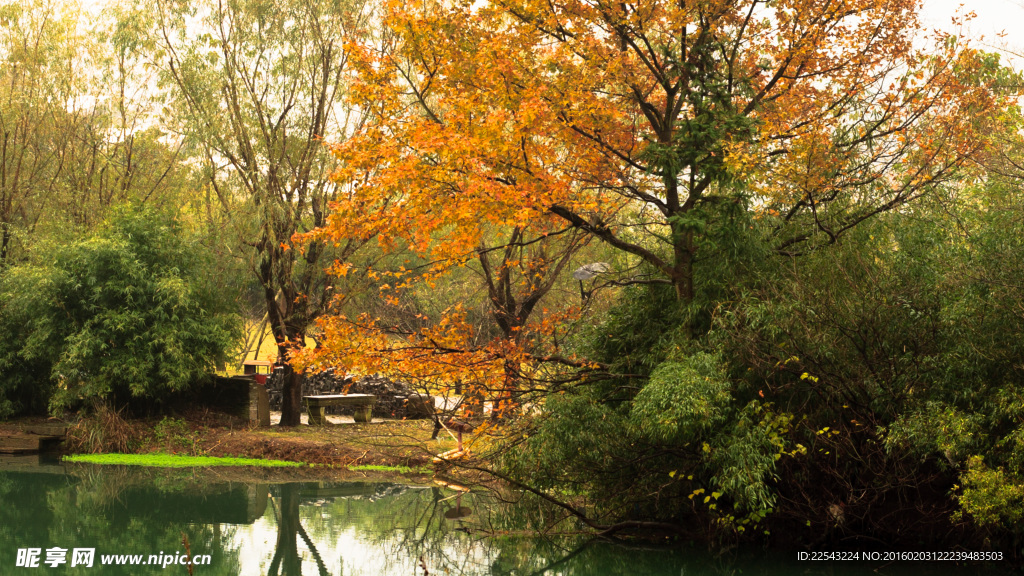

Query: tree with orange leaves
[[298, 218, 592, 417], [295, 0, 1012, 396], [285, 0, 1024, 544]]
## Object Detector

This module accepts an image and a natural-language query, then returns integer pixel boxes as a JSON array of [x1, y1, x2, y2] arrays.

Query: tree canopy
[[295, 0, 1016, 409], [144, 0, 373, 425]]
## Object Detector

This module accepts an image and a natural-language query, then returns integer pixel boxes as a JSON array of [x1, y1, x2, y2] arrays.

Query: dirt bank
[[196, 419, 445, 469], [3, 411, 469, 479]]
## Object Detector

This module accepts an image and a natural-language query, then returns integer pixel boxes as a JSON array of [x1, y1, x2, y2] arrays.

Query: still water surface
[[0, 456, 1010, 575]]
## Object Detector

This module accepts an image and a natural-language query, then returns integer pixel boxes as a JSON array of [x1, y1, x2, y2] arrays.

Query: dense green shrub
[[715, 192, 1024, 541], [0, 208, 240, 418], [497, 185, 1024, 545], [497, 285, 794, 534]]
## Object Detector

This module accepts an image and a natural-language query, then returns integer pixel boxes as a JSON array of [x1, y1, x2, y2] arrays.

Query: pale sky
[[73, 0, 1023, 42], [71, 0, 1024, 65], [921, 0, 1024, 36], [921, 0, 1024, 67]]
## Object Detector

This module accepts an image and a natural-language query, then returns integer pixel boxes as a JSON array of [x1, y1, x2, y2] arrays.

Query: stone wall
[[193, 375, 270, 426]]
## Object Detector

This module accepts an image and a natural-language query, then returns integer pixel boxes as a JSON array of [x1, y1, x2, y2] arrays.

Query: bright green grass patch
[[64, 453, 303, 468], [348, 464, 431, 474]]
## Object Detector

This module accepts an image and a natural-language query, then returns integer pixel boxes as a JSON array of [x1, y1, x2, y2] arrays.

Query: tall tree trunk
[[263, 249, 305, 426], [278, 356, 304, 427]]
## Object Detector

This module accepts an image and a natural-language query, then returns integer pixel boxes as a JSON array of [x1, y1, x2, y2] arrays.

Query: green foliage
[[581, 282, 688, 379], [575, 200, 768, 378], [499, 390, 634, 498], [631, 353, 732, 443], [153, 416, 203, 455], [499, 372, 793, 530], [888, 402, 985, 465], [0, 0, 198, 263], [954, 456, 1024, 527], [705, 178, 1024, 540], [0, 209, 240, 417], [706, 402, 793, 513], [499, 279, 799, 530], [501, 165, 1024, 543], [63, 453, 302, 468]]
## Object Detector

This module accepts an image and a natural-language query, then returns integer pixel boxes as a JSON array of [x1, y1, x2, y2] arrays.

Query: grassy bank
[[64, 453, 303, 468], [63, 454, 436, 476], [57, 411, 452, 475]]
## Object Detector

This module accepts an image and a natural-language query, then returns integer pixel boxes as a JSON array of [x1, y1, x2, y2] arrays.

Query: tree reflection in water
[[0, 460, 692, 576], [268, 483, 329, 576]]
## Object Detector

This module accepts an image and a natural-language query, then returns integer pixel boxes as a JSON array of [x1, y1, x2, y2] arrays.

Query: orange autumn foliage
[[292, 0, 1017, 404]]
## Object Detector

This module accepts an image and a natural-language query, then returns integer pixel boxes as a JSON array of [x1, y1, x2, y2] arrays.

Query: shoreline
[[2, 412, 460, 484]]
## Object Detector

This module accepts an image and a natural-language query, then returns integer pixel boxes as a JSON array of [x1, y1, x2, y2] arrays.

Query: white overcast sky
[[921, 0, 1024, 67], [73, 0, 1024, 41], [921, 0, 1024, 36], [71, 0, 1024, 67]]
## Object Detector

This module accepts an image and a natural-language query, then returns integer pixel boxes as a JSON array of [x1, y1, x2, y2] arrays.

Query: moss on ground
[[64, 453, 303, 468]]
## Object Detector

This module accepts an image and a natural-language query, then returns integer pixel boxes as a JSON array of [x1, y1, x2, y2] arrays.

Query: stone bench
[[303, 394, 376, 425]]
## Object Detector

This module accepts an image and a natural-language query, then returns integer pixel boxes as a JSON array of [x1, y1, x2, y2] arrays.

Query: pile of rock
[[305, 368, 355, 396], [265, 369, 434, 419]]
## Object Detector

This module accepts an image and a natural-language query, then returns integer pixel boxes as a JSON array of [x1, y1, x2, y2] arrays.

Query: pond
[[0, 455, 1010, 575]]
